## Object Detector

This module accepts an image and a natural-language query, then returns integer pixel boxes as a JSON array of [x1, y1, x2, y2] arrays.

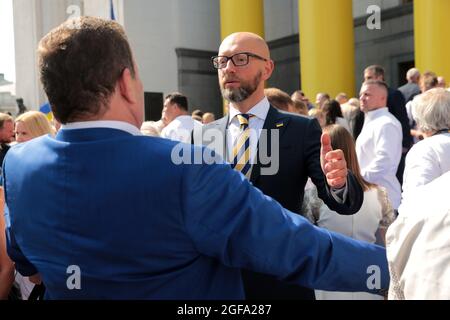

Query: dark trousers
[[396, 151, 408, 186], [242, 270, 315, 300]]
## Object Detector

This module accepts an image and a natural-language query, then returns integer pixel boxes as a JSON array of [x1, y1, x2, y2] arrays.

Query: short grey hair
[[413, 88, 450, 133], [406, 68, 420, 81]]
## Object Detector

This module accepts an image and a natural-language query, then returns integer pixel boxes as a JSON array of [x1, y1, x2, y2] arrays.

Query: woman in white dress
[[303, 124, 395, 300]]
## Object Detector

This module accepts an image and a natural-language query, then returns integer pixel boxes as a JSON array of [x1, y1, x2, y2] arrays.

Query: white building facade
[[12, 0, 422, 119]]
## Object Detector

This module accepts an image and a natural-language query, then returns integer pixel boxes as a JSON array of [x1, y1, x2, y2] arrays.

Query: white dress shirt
[[405, 99, 415, 128], [227, 97, 269, 163], [402, 132, 450, 201], [61, 120, 142, 135], [386, 171, 450, 299], [356, 107, 403, 209], [405, 97, 422, 144], [161, 115, 201, 143]]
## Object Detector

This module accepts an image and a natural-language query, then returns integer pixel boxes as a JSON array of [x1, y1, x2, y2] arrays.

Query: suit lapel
[[250, 106, 291, 183], [216, 115, 229, 160]]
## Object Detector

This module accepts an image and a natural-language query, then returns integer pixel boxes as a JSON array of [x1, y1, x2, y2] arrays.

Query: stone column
[[414, 0, 450, 82], [220, 0, 264, 39], [299, 0, 355, 101]]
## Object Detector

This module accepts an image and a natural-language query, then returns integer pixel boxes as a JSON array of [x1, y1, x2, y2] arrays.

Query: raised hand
[[320, 132, 347, 189]]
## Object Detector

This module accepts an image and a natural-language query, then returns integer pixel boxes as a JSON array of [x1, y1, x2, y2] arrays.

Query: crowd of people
[[0, 16, 449, 300]]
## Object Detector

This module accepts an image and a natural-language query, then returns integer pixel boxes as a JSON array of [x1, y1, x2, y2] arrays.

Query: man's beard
[[221, 72, 261, 103]]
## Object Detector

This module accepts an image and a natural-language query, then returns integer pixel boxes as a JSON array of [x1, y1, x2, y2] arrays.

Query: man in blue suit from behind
[[3, 17, 389, 299]]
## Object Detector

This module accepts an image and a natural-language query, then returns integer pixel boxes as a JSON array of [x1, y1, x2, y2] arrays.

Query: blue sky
[[0, 0, 15, 82]]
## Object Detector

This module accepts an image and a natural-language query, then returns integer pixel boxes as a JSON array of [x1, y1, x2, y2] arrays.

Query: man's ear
[[118, 68, 137, 104], [263, 60, 275, 81]]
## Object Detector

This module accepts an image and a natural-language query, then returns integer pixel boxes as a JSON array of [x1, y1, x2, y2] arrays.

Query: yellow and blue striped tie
[[231, 114, 254, 177]]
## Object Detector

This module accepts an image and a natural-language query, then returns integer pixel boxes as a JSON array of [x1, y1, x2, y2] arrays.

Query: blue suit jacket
[[4, 127, 389, 299]]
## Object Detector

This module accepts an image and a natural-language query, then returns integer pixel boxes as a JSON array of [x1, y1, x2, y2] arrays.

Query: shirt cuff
[[330, 180, 348, 204]]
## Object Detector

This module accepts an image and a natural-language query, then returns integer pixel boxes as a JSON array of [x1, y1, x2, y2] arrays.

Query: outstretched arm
[[181, 157, 389, 294]]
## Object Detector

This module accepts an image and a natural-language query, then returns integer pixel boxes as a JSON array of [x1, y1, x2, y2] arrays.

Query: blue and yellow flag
[[39, 102, 53, 121]]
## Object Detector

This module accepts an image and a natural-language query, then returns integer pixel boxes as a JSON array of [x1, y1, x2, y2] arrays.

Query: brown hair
[[292, 100, 308, 116], [165, 92, 188, 111], [322, 100, 343, 125], [265, 88, 293, 112], [420, 71, 438, 92], [323, 124, 376, 192], [191, 109, 204, 117], [0, 113, 13, 129], [364, 65, 385, 80], [363, 79, 389, 97], [38, 17, 135, 124]]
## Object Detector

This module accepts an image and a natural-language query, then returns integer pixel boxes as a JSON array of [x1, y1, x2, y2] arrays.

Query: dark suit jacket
[[193, 106, 364, 299], [0, 143, 10, 167]]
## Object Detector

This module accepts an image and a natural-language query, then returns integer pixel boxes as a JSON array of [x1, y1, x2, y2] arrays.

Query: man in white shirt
[[161, 92, 200, 143], [356, 80, 403, 209]]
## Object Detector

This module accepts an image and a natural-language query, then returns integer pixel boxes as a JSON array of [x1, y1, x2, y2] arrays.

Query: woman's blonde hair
[[323, 124, 375, 192], [15, 111, 55, 139]]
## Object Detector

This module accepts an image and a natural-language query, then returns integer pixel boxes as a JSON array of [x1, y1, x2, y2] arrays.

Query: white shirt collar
[[174, 115, 192, 121], [228, 97, 270, 124], [366, 107, 389, 121], [61, 120, 142, 136]]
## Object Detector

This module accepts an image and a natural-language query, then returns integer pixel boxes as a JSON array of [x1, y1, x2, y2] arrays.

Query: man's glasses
[[211, 52, 267, 69]]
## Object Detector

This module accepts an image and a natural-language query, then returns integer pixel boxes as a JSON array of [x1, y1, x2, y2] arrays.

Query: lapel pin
[[276, 122, 284, 128]]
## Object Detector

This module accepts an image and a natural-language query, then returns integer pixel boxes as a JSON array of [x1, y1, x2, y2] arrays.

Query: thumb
[[321, 132, 333, 158]]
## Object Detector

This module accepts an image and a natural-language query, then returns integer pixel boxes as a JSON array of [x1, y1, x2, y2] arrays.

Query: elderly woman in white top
[[387, 171, 450, 299], [402, 88, 450, 203]]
